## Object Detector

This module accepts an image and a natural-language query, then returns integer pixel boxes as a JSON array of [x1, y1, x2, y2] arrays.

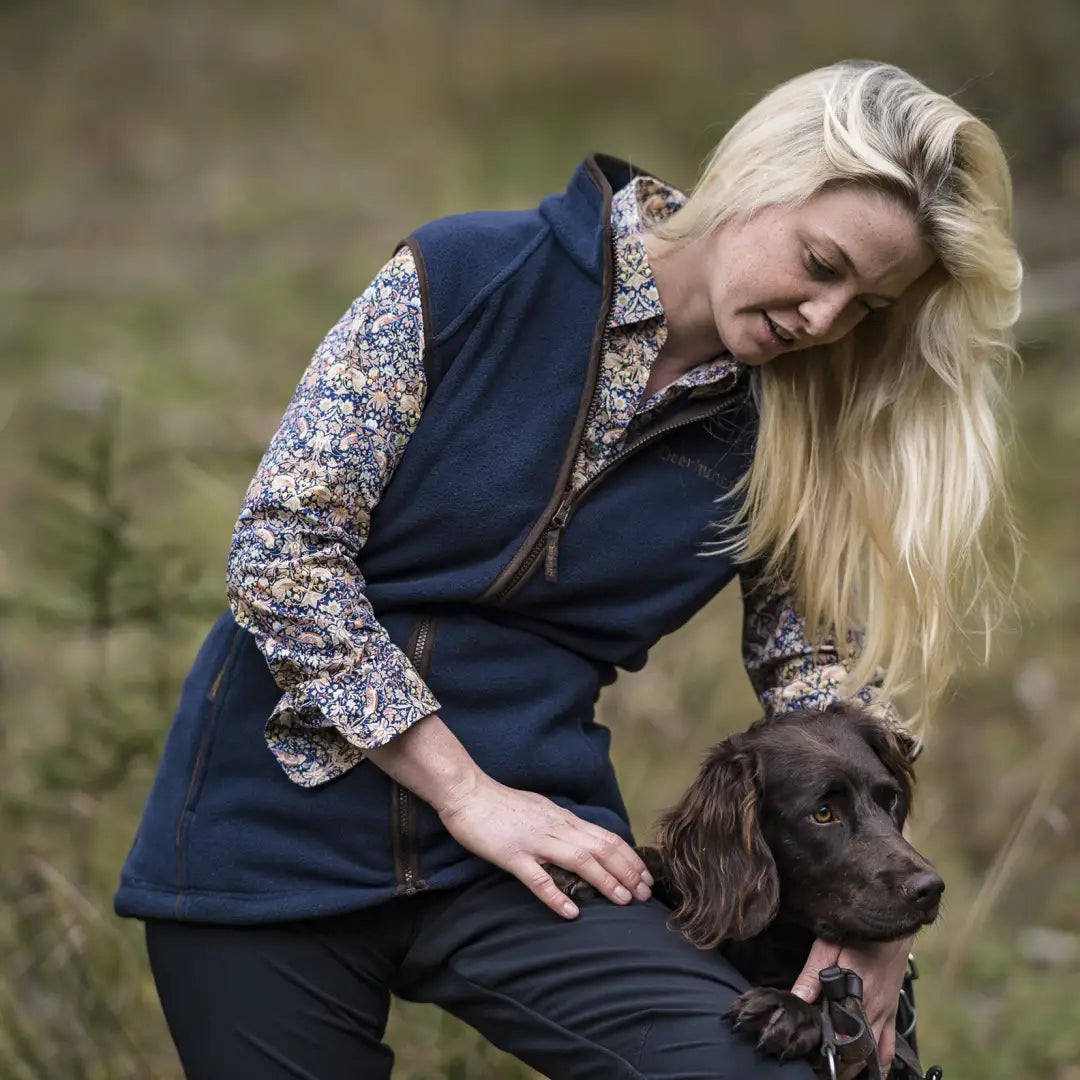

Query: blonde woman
[[116, 60, 1020, 1079]]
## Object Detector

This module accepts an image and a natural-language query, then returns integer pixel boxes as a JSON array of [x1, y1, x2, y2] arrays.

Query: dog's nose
[[908, 871, 945, 908]]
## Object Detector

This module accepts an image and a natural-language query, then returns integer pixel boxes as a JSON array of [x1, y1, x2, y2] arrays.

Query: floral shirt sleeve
[[739, 569, 913, 743], [226, 247, 442, 788]]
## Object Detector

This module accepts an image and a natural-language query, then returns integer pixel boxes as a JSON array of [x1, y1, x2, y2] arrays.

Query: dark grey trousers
[[146, 871, 815, 1079]]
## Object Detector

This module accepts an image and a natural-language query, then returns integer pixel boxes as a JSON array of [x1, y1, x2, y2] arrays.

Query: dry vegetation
[[2, 1, 1079, 1076]]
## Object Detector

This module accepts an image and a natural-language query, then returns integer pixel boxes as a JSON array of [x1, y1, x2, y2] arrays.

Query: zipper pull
[[544, 526, 561, 583], [544, 500, 574, 583]]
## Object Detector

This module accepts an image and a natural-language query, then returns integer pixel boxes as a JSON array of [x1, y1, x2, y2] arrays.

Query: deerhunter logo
[[656, 445, 729, 487]]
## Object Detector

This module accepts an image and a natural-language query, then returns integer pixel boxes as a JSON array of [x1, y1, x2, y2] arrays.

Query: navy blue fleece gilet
[[115, 155, 760, 924]]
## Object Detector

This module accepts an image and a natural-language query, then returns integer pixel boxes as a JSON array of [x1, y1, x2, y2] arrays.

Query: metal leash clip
[[820, 997, 839, 1080], [895, 954, 945, 1080], [818, 965, 884, 1080], [819, 959, 944, 1080], [823, 1042, 839, 1080], [897, 953, 919, 1042]]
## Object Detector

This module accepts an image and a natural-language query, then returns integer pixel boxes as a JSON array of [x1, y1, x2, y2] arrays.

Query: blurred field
[[2, 1, 1079, 1076]]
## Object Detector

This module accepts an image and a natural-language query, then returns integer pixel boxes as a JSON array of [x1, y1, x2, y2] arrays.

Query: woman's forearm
[[364, 712, 486, 815]]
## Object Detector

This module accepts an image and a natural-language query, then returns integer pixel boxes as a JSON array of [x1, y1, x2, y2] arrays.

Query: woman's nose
[[798, 292, 852, 340]]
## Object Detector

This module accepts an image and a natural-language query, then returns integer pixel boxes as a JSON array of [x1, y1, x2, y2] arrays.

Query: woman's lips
[[763, 311, 795, 347]]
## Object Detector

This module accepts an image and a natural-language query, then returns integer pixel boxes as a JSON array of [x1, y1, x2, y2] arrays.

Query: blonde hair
[[653, 61, 1023, 732]]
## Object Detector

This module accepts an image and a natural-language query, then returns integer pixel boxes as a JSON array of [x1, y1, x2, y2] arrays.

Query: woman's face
[[706, 185, 936, 366]]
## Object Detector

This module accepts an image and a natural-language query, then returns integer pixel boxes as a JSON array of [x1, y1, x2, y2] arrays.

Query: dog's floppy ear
[[655, 733, 779, 948], [855, 711, 917, 817]]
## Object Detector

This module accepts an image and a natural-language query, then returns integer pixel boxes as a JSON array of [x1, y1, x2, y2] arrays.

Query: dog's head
[[655, 702, 943, 948]]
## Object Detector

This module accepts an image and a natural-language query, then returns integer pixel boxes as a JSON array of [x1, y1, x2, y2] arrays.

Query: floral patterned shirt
[[227, 176, 893, 787]]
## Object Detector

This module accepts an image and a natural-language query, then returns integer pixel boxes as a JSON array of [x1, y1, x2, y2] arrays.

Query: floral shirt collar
[[607, 175, 741, 390], [608, 175, 677, 327]]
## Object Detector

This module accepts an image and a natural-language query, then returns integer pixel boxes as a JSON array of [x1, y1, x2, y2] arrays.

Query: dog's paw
[[729, 987, 822, 1061], [542, 864, 601, 901]]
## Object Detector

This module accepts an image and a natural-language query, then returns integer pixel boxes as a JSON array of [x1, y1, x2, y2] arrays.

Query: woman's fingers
[[437, 780, 651, 913], [514, 859, 581, 919], [789, 938, 842, 1003], [509, 834, 645, 917], [537, 837, 644, 906], [574, 822, 653, 899]]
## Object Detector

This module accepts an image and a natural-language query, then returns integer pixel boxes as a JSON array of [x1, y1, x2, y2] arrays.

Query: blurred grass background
[[2, 1, 1079, 1076]]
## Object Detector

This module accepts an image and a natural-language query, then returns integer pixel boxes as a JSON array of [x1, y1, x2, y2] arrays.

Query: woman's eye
[[811, 805, 835, 824], [807, 251, 837, 279]]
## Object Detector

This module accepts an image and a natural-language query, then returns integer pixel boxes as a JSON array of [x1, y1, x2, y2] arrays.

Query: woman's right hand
[[365, 713, 651, 918], [435, 772, 653, 918]]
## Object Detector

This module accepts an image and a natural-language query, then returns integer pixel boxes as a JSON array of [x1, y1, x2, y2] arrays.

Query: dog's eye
[[810, 805, 835, 824]]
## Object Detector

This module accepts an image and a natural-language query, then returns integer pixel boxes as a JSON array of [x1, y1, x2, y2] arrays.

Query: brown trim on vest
[[396, 236, 438, 394], [390, 614, 439, 896]]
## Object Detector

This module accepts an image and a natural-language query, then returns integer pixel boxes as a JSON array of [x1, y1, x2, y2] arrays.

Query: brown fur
[[653, 734, 779, 948]]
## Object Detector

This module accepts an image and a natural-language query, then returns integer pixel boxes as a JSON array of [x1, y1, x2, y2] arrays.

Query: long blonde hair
[[653, 61, 1023, 731]]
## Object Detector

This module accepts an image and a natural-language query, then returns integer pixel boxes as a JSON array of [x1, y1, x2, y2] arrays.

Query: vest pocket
[[391, 614, 438, 896]]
